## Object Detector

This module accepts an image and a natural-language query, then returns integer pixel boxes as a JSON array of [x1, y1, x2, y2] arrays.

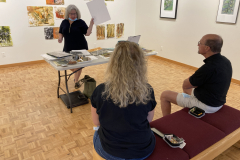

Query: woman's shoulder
[[95, 83, 105, 91], [62, 19, 68, 22], [60, 19, 68, 24], [77, 19, 86, 23], [147, 83, 154, 90], [76, 19, 87, 25], [91, 83, 105, 99]]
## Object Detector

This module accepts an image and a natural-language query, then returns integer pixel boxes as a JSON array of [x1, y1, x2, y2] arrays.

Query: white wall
[[0, 0, 136, 65], [136, 0, 240, 80]]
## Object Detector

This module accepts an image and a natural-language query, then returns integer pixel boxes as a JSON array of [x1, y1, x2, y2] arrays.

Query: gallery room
[[0, 0, 240, 159]]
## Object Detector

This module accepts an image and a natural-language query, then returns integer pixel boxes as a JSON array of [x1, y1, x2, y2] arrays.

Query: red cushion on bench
[[182, 105, 240, 135], [149, 109, 226, 159]]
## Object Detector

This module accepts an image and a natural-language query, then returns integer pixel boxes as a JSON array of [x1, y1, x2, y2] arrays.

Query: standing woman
[[58, 4, 94, 89], [91, 41, 156, 160]]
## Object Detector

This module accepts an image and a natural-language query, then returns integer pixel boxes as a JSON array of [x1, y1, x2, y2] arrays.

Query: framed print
[[216, 0, 240, 23], [160, 0, 178, 19]]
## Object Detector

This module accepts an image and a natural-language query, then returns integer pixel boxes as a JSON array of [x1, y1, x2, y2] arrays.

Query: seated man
[[161, 34, 232, 116]]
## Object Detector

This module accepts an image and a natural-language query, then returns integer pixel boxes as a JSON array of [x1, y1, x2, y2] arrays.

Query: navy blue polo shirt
[[189, 53, 232, 107], [59, 19, 88, 52]]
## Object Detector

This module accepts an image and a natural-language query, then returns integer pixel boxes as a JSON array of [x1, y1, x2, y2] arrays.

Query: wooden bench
[[93, 105, 240, 160]]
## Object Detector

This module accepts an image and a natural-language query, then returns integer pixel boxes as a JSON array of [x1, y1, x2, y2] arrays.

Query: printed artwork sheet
[[116, 23, 124, 38], [96, 24, 105, 40], [46, 0, 64, 5], [0, 26, 13, 47], [107, 24, 115, 38], [54, 7, 66, 19], [44, 27, 59, 39], [27, 6, 54, 27]]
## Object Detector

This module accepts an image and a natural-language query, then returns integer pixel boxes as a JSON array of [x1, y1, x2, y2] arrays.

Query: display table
[[43, 48, 157, 113]]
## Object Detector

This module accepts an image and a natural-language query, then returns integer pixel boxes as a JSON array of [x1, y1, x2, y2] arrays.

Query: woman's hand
[[86, 18, 94, 36], [58, 33, 63, 43], [58, 38, 63, 43], [90, 18, 94, 26]]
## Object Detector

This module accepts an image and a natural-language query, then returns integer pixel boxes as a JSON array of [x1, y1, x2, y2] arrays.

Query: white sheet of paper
[[127, 35, 141, 44], [86, 0, 111, 25], [71, 50, 91, 55]]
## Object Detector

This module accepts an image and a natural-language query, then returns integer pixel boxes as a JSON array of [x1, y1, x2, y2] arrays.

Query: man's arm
[[182, 78, 197, 95]]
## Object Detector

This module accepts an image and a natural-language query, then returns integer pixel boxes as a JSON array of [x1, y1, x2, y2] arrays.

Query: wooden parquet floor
[[0, 56, 240, 160]]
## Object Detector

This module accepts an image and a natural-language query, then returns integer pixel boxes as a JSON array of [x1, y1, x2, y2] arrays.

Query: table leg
[[65, 70, 72, 113], [57, 71, 61, 98]]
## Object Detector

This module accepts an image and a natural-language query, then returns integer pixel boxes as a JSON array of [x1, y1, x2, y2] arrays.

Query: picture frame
[[160, 0, 178, 19], [216, 0, 240, 23]]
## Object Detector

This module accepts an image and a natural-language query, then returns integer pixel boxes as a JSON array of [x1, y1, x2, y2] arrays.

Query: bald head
[[203, 34, 223, 53]]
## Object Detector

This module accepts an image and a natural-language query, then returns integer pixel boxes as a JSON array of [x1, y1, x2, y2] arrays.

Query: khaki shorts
[[176, 89, 222, 113]]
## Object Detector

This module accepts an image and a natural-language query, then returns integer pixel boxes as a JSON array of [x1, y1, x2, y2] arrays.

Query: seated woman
[[91, 41, 156, 160]]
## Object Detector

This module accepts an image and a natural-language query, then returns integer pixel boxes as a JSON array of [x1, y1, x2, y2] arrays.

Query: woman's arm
[[91, 106, 100, 126], [147, 109, 155, 122], [58, 33, 63, 43], [86, 18, 94, 36]]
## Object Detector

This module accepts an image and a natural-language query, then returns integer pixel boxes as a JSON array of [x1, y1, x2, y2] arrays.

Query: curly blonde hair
[[103, 41, 151, 108]]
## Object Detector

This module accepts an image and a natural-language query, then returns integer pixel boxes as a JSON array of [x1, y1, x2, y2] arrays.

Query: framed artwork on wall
[[160, 0, 178, 19], [216, 0, 240, 23]]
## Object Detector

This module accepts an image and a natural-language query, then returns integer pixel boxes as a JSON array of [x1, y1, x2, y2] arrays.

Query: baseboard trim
[[0, 60, 46, 68], [152, 55, 240, 85]]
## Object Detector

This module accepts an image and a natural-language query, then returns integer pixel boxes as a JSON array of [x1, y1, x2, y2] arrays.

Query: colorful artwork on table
[[0, 0, 6, 2], [221, 0, 236, 14], [27, 6, 54, 27], [44, 27, 53, 39], [164, 0, 173, 10], [46, 0, 64, 5], [116, 23, 124, 38], [54, 7, 66, 19], [96, 25, 105, 40], [53, 27, 59, 39], [107, 24, 115, 38], [0, 26, 13, 47]]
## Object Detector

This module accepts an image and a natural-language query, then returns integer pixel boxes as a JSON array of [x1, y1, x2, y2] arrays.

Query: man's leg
[[160, 90, 178, 117]]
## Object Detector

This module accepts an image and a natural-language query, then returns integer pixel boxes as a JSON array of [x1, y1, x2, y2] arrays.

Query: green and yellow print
[[222, 0, 236, 15], [164, 0, 173, 11], [0, 26, 13, 47]]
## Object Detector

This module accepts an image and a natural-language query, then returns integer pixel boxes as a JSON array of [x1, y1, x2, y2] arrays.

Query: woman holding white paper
[[58, 4, 94, 89]]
